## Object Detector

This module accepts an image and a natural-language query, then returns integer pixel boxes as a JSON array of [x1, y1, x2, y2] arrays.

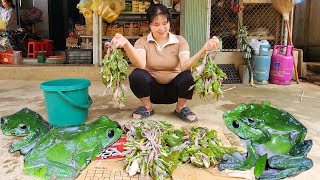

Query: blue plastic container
[[252, 45, 271, 84], [40, 78, 92, 127]]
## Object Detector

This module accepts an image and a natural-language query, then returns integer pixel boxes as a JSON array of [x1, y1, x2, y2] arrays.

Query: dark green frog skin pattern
[[219, 102, 313, 179]]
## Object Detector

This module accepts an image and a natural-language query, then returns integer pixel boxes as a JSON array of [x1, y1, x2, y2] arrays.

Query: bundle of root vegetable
[[122, 120, 236, 180], [101, 42, 129, 108], [191, 51, 227, 101]]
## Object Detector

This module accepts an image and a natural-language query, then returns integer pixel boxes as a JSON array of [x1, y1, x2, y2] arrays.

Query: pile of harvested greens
[[101, 43, 129, 108], [191, 51, 227, 101], [122, 120, 236, 180]]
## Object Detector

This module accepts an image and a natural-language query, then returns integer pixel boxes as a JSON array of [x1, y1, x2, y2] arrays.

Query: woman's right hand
[[202, 36, 220, 52], [111, 33, 129, 48]]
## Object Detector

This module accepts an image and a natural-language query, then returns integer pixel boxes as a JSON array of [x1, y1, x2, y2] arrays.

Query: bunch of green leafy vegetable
[[191, 51, 227, 102], [101, 43, 129, 108], [122, 120, 236, 180], [238, 26, 254, 86], [179, 126, 236, 168]]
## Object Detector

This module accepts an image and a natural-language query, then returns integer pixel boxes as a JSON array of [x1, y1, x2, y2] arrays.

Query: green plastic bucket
[[40, 78, 92, 127]]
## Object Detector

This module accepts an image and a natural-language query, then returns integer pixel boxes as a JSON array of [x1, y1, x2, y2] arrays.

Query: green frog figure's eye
[[107, 129, 115, 138], [232, 120, 240, 128], [0, 117, 4, 125], [248, 118, 254, 124], [19, 124, 28, 131]]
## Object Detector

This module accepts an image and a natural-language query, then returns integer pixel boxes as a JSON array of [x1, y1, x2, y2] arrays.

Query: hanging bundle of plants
[[191, 51, 227, 102], [238, 26, 254, 86], [101, 43, 129, 109]]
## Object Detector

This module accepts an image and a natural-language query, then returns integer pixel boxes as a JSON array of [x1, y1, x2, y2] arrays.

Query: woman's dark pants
[[129, 68, 195, 104]]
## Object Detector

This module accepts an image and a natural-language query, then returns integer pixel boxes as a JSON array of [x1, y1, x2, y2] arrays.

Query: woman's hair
[[2, 0, 15, 8], [146, 4, 171, 24]]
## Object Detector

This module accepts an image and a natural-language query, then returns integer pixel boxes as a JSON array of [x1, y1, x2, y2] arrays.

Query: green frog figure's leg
[[259, 154, 313, 180], [24, 160, 79, 179], [219, 143, 259, 170], [290, 140, 313, 157], [10, 132, 38, 153]]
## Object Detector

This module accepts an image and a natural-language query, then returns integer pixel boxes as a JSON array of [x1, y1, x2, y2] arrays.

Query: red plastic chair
[[40, 42, 53, 56], [27, 42, 42, 58]]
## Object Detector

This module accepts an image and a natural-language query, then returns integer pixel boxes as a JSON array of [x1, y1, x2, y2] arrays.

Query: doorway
[[48, 0, 84, 50]]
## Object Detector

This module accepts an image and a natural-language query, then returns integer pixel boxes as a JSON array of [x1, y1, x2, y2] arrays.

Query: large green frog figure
[[219, 102, 313, 179], [1, 108, 123, 179], [1, 108, 52, 154]]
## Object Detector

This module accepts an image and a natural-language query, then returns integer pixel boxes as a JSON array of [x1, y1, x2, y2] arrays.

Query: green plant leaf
[[254, 154, 267, 179]]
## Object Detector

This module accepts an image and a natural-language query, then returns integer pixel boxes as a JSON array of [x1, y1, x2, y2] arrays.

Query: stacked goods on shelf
[[102, 22, 107, 36], [131, 0, 150, 12], [66, 49, 93, 64], [86, 22, 93, 36], [75, 24, 86, 36], [139, 21, 149, 36], [124, 22, 139, 36], [66, 31, 79, 48], [106, 23, 124, 36]]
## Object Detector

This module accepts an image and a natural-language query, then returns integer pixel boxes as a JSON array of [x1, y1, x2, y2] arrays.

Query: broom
[[271, 0, 299, 83]]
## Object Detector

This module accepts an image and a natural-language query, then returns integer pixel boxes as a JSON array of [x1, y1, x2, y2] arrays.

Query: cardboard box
[[66, 37, 78, 44], [139, 21, 149, 36], [75, 24, 86, 31], [124, 22, 139, 36], [86, 23, 93, 36], [106, 25, 124, 36], [77, 30, 87, 36]]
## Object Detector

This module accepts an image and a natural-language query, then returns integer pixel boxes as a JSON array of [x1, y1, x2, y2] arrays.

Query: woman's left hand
[[203, 36, 220, 51]]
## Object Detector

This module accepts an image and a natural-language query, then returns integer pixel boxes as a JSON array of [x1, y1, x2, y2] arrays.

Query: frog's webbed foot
[[9, 132, 38, 153], [10, 140, 37, 154], [259, 154, 313, 180], [290, 140, 313, 157], [219, 142, 259, 171], [218, 152, 246, 170]]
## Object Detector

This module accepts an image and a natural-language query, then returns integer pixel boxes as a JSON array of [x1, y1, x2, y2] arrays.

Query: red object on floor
[[28, 41, 53, 58], [95, 135, 127, 160], [27, 41, 42, 58], [40, 41, 53, 56], [0, 51, 14, 64]]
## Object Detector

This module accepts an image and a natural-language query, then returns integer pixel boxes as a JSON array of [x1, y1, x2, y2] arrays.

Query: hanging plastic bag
[[90, 0, 125, 23], [83, 10, 93, 24], [77, 0, 93, 24], [77, 0, 93, 12]]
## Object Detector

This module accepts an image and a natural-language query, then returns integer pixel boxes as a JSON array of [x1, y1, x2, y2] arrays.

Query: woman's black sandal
[[132, 106, 154, 120], [174, 107, 198, 123]]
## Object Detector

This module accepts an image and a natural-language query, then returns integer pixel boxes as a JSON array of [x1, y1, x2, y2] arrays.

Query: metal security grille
[[210, 1, 283, 51]]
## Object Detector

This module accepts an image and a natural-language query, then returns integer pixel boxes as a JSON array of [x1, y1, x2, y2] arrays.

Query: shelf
[[80, 35, 142, 39]]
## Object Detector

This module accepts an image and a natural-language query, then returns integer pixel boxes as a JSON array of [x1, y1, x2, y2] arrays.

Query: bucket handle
[[57, 90, 92, 109]]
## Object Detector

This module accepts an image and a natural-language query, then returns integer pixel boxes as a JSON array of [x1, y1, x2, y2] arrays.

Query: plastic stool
[[40, 42, 53, 56], [27, 42, 42, 58]]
